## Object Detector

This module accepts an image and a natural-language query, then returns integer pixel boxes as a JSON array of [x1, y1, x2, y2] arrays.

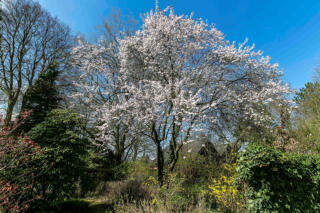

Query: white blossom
[[72, 7, 291, 166]]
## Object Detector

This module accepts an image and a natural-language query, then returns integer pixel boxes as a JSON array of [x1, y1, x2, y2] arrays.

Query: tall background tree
[[292, 82, 320, 153], [0, 0, 72, 124]]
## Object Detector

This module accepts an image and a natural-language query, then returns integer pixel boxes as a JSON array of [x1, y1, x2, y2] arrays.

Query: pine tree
[[20, 63, 62, 132]]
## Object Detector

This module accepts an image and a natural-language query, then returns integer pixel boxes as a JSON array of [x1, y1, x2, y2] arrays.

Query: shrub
[[98, 180, 153, 204], [144, 173, 206, 212], [28, 109, 89, 208], [236, 144, 320, 213], [127, 159, 156, 182], [0, 113, 43, 212], [208, 163, 245, 213], [113, 174, 212, 213]]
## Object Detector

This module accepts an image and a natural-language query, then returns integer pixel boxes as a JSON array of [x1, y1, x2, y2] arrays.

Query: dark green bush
[[236, 144, 320, 213], [28, 109, 90, 209]]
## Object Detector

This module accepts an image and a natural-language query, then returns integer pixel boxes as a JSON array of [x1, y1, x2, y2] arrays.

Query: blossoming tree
[[101, 7, 290, 184], [71, 11, 140, 163], [74, 6, 290, 184]]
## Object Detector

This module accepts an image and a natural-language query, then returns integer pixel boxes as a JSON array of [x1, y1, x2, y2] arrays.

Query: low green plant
[[127, 159, 156, 182], [113, 198, 215, 213], [143, 173, 210, 212], [236, 143, 320, 213]]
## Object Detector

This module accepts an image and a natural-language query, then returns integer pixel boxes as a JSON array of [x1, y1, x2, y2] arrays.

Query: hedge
[[236, 144, 320, 213]]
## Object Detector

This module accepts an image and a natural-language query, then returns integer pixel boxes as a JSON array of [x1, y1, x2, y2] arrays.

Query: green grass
[[36, 199, 113, 213]]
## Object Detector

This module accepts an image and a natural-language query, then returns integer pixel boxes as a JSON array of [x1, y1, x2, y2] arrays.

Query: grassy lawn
[[36, 199, 113, 213]]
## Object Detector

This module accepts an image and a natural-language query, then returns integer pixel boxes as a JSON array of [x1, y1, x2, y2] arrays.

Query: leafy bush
[[0, 113, 43, 212], [236, 144, 320, 213], [28, 109, 90, 208]]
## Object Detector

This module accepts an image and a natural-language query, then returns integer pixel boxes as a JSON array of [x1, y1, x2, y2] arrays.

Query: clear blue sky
[[37, 0, 320, 90]]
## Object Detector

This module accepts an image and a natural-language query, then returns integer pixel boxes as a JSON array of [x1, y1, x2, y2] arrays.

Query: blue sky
[[37, 0, 320, 90]]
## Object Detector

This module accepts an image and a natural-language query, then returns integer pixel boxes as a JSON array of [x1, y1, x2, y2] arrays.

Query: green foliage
[[159, 173, 190, 210], [142, 173, 213, 212], [293, 82, 320, 153], [28, 109, 90, 208], [84, 148, 129, 194], [234, 118, 276, 145], [127, 158, 156, 182], [294, 82, 320, 112], [20, 63, 62, 133], [236, 144, 320, 213], [293, 115, 320, 152]]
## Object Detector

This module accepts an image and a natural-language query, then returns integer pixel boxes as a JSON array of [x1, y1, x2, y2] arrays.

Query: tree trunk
[[114, 125, 124, 165], [19, 87, 31, 114], [5, 99, 15, 124], [168, 139, 178, 173], [132, 140, 139, 161], [168, 154, 178, 173], [156, 141, 164, 186], [152, 123, 164, 186]]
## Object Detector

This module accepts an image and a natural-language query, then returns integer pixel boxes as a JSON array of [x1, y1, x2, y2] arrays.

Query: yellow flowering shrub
[[208, 163, 245, 212], [144, 175, 158, 187]]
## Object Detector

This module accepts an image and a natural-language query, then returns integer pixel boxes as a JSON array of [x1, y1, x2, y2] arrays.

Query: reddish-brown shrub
[[0, 111, 43, 212]]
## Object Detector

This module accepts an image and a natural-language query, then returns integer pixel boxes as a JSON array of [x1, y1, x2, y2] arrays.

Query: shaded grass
[[36, 199, 113, 213]]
